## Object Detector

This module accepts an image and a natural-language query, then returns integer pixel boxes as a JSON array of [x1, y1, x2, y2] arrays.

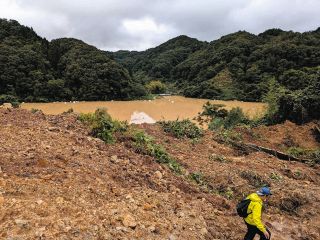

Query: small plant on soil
[[287, 147, 307, 158], [158, 119, 203, 139], [189, 172, 206, 185], [11, 101, 21, 108], [63, 108, 74, 114], [208, 154, 231, 163], [78, 108, 127, 143], [240, 170, 270, 188], [287, 147, 320, 165], [190, 138, 201, 145], [31, 108, 41, 114], [218, 186, 234, 200], [269, 172, 283, 181], [130, 129, 182, 174], [215, 129, 243, 144]]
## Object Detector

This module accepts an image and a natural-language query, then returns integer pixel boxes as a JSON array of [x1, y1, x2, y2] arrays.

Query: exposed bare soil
[[0, 108, 319, 240], [239, 120, 320, 151]]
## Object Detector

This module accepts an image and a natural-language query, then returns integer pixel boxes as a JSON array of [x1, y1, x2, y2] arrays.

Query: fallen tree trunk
[[217, 139, 311, 164], [244, 142, 310, 163]]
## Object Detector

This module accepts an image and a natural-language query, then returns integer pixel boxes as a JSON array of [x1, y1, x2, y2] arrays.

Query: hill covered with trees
[[0, 19, 146, 103], [0, 19, 319, 123], [112, 29, 320, 123]]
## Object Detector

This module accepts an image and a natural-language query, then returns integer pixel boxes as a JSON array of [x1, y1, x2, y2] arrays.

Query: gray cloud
[[1, 0, 319, 51]]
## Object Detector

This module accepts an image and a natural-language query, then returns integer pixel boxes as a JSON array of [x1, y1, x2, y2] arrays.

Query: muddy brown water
[[21, 96, 267, 122]]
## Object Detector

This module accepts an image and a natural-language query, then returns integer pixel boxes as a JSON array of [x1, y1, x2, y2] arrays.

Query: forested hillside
[[113, 29, 320, 123], [1, 19, 319, 123], [0, 19, 146, 103]]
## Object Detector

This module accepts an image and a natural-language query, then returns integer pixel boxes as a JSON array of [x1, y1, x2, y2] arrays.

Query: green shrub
[[287, 147, 320, 164], [78, 108, 127, 143], [130, 129, 182, 174], [223, 107, 250, 129], [269, 172, 283, 181], [158, 119, 203, 139], [11, 101, 21, 108], [195, 102, 228, 125], [215, 129, 243, 144], [0, 94, 19, 105], [218, 186, 234, 200], [240, 171, 269, 188], [208, 117, 225, 130], [145, 80, 167, 94], [189, 172, 206, 185], [198, 102, 253, 130], [31, 108, 41, 113], [209, 154, 231, 163], [287, 147, 306, 158], [63, 108, 74, 114]]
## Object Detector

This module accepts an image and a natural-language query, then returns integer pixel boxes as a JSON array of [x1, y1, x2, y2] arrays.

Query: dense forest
[[0, 19, 319, 123], [0, 19, 146, 103]]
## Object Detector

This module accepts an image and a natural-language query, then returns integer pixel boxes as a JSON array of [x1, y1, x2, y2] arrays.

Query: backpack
[[236, 199, 251, 217]]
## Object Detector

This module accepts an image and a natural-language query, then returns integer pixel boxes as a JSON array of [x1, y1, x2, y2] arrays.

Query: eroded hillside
[[0, 108, 319, 239]]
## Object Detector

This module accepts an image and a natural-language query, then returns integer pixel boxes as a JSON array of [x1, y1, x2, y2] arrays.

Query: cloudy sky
[[0, 0, 319, 51]]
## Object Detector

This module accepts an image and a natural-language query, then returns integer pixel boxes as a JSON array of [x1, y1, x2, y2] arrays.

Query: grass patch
[[209, 154, 231, 163], [240, 170, 270, 188], [217, 185, 234, 200], [78, 108, 127, 143], [31, 108, 42, 114], [215, 129, 243, 144], [269, 172, 283, 181], [189, 172, 206, 185], [63, 108, 74, 114], [158, 119, 203, 139], [287, 147, 320, 165], [129, 129, 183, 174]]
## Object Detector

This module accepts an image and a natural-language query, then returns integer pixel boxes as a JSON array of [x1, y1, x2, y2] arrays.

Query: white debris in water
[[129, 111, 156, 124]]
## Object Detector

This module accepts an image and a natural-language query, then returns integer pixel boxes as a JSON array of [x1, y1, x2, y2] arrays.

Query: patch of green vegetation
[[145, 80, 167, 94], [11, 101, 21, 108], [78, 108, 127, 143], [158, 119, 203, 139], [129, 129, 182, 174], [30, 108, 41, 114], [287, 147, 320, 165], [218, 187, 234, 200], [240, 171, 270, 188], [190, 138, 201, 145], [208, 154, 231, 163], [189, 172, 206, 185], [197, 102, 256, 131], [215, 129, 243, 144], [269, 172, 283, 181], [63, 108, 74, 114]]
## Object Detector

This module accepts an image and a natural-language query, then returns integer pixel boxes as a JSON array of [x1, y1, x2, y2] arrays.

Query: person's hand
[[264, 231, 270, 239]]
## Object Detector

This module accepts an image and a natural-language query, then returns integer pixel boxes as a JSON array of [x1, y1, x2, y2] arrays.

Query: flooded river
[[21, 96, 267, 123]]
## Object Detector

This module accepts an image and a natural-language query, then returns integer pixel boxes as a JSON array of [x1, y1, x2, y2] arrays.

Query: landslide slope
[[0, 109, 319, 240]]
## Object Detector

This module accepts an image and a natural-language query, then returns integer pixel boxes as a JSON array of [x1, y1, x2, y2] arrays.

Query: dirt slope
[[0, 109, 319, 240]]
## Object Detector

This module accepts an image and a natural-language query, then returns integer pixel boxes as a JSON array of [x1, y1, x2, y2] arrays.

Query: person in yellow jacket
[[244, 187, 272, 240]]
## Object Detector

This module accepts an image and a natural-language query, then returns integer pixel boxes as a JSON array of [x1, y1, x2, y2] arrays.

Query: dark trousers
[[244, 222, 271, 240]]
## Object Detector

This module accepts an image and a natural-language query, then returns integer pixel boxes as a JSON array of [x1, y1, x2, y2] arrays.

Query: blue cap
[[257, 187, 272, 196]]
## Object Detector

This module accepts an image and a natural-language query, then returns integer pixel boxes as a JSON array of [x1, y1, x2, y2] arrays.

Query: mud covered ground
[[0, 108, 319, 240]]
